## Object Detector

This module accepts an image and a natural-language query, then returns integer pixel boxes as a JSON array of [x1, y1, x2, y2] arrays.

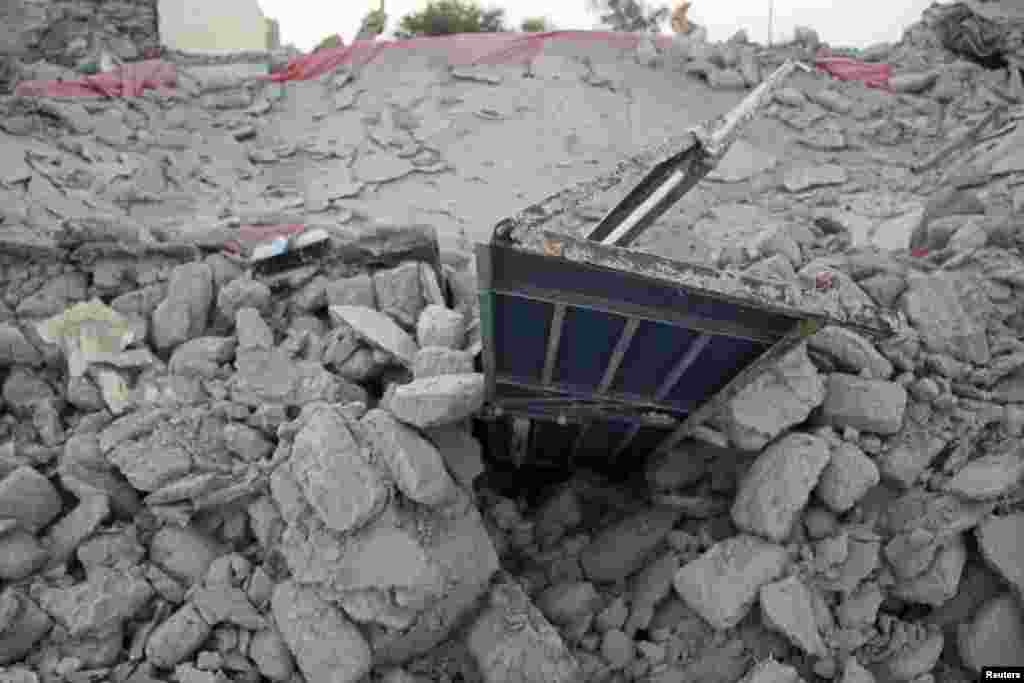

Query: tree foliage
[[356, 7, 388, 39], [314, 33, 343, 52], [396, 0, 507, 37], [589, 0, 669, 33], [520, 17, 552, 32]]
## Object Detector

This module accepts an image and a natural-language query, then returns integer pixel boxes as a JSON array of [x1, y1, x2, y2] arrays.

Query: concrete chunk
[[759, 576, 827, 656], [580, 506, 682, 583], [361, 408, 457, 506], [817, 442, 880, 513], [387, 373, 485, 428], [821, 374, 907, 434], [272, 581, 372, 683], [808, 326, 892, 379], [976, 512, 1024, 598], [329, 305, 418, 366], [673, 534, 789, 630], [0, 466, 62, 533], [731, 433, 831, 542]]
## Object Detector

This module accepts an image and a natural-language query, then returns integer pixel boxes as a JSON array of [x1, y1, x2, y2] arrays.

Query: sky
[[256, 0, 939, 53]]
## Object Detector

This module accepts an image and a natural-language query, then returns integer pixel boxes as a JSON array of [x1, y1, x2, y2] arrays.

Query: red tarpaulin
[[265, 31, 675, 83], [814, 51, 892, 91], [14, 59, 178, 97]]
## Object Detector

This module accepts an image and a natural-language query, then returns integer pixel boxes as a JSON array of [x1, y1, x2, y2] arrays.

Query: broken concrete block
[[387, 373, 484, 429], [272, 581, 373, 683], [808, 326, 893, 379], [145, 603, 212, 668], [361, 408, 457, 506], [249, 627, 296, 681], [43, 494, 110, 569], [329, 305, 418, 366], [0, 324, 41, 366], [230, 348, 367, 407], [286, 404, 390, 533], [466, 581, 582, 683], [580, 506, 682, 583], [877, 629, 943, 681], [673, 534, 789, 630], [731, 433, 831, 542], [325, 274, 376, 309], [536, 581, 602, 627], [900, 273, 990, 365], [0, 466, 62, 533], [721, 343, 825, 451], [740, 659, 805, 683], [783, 164, 848, 193], [168, 337, 236, 378], [957, 594, 1024, 672], [891, 533, 967, 606], [374, 262, 426, 329], [416, 304, 465, 350], [816, 442, 880, 513], [150, 525, 224, 586], [235, 307, 274, 351], [820, 374, 907, 434], [217, 276, 271, 320], [151, 262, 213, 351], [943, 450, 1024, 501], [759, 576, 827, 656], [975, 512, 1024, 598], [424, 424, 485, 490], [37, 566, 154, 637], [0, 529, 48, 580], [412, 346, 474, 379], [0, 590, 51, 665]]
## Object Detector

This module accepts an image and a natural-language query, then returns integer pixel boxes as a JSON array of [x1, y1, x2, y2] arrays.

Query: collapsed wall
[[0, 16, 1024, 683]]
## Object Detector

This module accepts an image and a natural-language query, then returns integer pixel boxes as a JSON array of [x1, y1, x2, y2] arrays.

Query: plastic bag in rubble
[[36, 300, 136, 378]]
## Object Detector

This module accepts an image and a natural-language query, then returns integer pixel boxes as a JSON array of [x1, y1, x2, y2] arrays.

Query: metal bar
[[481, 404, 677, 429], [489, 285, 781, 344], [597, 318, 641, 394], [539, 231, 898, 338], [541, 304, 567, 386], [495, 376, 695, 416], [611, 424, 642, 462], [475, 243, 499, 402], [653, 318, 823, 455], [583, 60, 806, 248], [655, 333, 713, 401]]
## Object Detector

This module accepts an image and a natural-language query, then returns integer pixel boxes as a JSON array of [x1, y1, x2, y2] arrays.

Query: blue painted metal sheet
[[476, 240, 815, 466]]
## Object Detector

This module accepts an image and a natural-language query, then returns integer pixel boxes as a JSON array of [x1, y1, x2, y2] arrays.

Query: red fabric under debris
[[814, 51, 892, 91], [266, 31, 675, 83], [223, 224, 306, 254], [14, 59, 177, 97]]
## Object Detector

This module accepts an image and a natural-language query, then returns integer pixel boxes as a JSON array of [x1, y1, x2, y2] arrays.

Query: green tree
[[589, 0, 669, 32], [396, 0, 507, 37], [314, 33, 343, 51], [521, 16, 552, 32], [355, 5, 388, 40]]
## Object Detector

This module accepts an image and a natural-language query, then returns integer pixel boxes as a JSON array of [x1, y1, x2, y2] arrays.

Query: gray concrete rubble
[[0, 5, 1023, 683]]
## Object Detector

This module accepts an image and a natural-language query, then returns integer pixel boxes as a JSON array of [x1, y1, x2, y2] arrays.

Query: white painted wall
[[159, 0, 270, 52]]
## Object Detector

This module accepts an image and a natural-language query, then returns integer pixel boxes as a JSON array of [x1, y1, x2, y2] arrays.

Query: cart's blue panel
[[477, 241, 807, 466]]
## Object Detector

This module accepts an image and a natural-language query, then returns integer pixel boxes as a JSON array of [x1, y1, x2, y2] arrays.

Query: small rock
[[957, 593, 1024, 672], [151, 263, 214, 351], [740, 658, 805, 683], [809, 326, 893, 379], [424, 424, 485, 490], [248, 628, 295, 681], [150, 526, 224, 585], [329, 305, 418, 366], [0, 530, 48, 580], [775, 88, 807, 107], [821, 374, 907, 434], [536, 582, 602, 626], [361, 408, 457, 506], [416, 305, 465, 349], [412, 346, 474, 379], [272, 581, 372, 683], [466, 580, 582, 683], [235, 308, 274, 351], [890, 72, 938, 94], [222, 422, 274, 461], [808, 89, 853, 114], [145, 603, 212, 668], [943, 450, 1024, 500], [601, 629, 634, 668], [0, 466, 62, 533], [879, 630, 943, 681], [673, 534, 789, 630], [817, 443, 880, 513], [217, 277, 271, 320], [580, 506, 681, 583], [37, 567, 154, 637], [0, 324, 42, 365], [732, 433, 831, 542], [387, 373, 485, 428], [784, 164, 848, 193], [759, 576, 827, 656], [975, 512, 1024, 597]]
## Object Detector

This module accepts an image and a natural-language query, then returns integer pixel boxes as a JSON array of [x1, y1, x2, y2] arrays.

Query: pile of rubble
[[0, 8, 1023, 683]]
